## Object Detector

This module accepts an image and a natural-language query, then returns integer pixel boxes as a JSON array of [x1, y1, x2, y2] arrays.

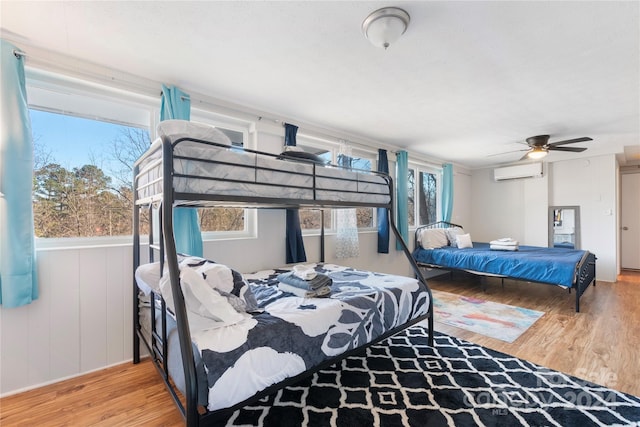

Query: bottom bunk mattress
[[412, 242, 591, 288], [136, 261, 429, 412]]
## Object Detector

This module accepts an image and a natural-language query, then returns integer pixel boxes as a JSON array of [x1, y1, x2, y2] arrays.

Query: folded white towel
[[490, 238, 519, 246], [490, 244, 519, 251], [293, 264, 317, 280]]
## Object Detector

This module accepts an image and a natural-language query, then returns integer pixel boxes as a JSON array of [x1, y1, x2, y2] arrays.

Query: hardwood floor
[[1, 271, 638, 426], [423, 269, 640, 398], [0, 360, 184, 426]]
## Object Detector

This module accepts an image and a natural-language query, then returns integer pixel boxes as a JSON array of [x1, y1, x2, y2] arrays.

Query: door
[[621, 172, 640, 270]]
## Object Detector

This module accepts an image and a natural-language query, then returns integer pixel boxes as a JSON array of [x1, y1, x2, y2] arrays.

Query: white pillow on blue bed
[[445, 227, 465, 247], [419, 228, 449, 249], [456, 233, 473, 249]]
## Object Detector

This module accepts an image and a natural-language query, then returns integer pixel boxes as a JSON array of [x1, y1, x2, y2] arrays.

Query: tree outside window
[[31, 109, 247, 238], [407, 166, 438, 228], [407, 169, 415, 226], [419, 171, 437, 225]]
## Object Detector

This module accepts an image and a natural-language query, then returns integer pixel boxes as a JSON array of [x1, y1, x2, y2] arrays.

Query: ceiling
[[2, 1, 639, 169]]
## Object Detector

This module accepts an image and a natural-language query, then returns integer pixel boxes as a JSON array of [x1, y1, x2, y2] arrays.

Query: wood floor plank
[[1, 271, 638, 426]]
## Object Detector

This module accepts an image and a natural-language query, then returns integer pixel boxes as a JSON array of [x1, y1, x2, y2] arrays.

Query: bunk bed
[[412, 221, 596, 312], [132, 120, 434, 426]]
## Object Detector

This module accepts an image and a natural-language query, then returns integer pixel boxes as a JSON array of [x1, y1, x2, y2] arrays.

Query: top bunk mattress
[[134, 120, 392, 208]]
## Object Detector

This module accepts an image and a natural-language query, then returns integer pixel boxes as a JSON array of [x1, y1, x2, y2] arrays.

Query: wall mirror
[[549, 206, 580, 249]]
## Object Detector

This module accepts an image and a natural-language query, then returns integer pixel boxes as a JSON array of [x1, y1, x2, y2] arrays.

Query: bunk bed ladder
[[162, 140, 199, 426]]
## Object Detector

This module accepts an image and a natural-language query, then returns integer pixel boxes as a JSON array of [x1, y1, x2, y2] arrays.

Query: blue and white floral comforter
[[192, 263, 429, 411]]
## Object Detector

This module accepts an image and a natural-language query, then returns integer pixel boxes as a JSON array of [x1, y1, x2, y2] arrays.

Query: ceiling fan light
[[527, 147, 548, 160], [362, 7, 410, 49]]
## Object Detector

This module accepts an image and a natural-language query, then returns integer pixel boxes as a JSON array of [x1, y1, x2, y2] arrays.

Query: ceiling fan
[[491, 135, 593, 160], [519, 135, 592, 160]]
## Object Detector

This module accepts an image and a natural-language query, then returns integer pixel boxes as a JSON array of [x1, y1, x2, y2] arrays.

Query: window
[[26, 70, 256, 244], [407, 163, 440, 227], [408, 168, 416, 226], [190, 113, 254, 236], [295, 140, 377, 232], [296, 140, 332, 231], [31, 109, 150, 238], [418, 170, 438, 225], [338, 153, 375, 229]]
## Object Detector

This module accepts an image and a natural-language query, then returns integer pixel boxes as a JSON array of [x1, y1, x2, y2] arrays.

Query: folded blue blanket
[[277, 272, 332, 290]]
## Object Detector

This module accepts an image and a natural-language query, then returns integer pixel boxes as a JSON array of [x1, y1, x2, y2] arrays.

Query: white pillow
[[180, 268, 245, 323], [157, 120, 232, 145], [419, 228, 449, 249], [445, 227, 465, 247], [179, 257, 260, 313], [456, 233, 473, 249], [160, 267, 246, 332], [135, 262, 162, 295]]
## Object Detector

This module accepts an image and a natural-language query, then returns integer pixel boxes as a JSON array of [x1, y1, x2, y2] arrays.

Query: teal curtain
[[395, 151, 409, 250], [441, 163, 454, 222], [0, 40, 38, 307], [160, 85, 203, 257]]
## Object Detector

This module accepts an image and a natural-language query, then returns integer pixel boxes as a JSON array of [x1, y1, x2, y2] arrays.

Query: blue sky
[[30, 109, 146, 178]]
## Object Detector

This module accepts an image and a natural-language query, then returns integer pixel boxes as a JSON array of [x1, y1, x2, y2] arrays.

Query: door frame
[[620, 168, 640, 271]]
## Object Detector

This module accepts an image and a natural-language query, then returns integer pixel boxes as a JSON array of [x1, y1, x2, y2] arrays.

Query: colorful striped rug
[[432, 289, 544, 342]]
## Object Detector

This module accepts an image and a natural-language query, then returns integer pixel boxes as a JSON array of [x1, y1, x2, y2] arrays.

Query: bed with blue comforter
[[412, 221, 596, 312]]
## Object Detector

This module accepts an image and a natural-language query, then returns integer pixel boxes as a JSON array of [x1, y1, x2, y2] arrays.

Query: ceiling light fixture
[[362, 7, 410, 50], [527, 147, 548, 160]]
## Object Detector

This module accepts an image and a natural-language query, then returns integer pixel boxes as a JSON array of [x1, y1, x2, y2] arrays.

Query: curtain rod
[[13, 49, 27, 58]]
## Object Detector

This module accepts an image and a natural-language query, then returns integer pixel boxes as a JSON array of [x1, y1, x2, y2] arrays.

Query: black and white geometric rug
[[223, 327, 640, 426]]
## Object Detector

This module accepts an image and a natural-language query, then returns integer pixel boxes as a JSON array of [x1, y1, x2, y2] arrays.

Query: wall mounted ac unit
[[494, 163, 543, 181]]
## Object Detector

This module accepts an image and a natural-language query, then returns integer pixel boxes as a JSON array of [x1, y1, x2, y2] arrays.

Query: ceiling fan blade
[[519, 151, 532, 161], [548, 146, 587, 152], [487, 149, 528, 157], [548, 137, 593, 147]]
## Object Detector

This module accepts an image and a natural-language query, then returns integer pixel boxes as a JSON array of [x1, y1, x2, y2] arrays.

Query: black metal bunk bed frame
[[132, 135, 435, 426], [413, 221, 597, 312]]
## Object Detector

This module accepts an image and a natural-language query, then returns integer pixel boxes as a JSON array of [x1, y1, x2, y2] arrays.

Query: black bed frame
[[413, 221, 597, 312], [132, 134, 435, 426]]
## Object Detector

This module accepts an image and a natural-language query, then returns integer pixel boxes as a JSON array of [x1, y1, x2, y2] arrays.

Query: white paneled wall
[[0, 245, 133, 395]]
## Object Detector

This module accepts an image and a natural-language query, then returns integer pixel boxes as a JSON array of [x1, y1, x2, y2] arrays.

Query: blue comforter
[[412, 242, 588, 288]]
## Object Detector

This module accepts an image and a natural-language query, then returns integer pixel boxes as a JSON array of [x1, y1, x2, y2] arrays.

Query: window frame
[[346, 147, 378, 232], [295, 137, 379, 235], [295, 136, 335, 235], [189, 109, 257, 241], [26, 69, 258, 248], [407, 161, 442, 229]]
